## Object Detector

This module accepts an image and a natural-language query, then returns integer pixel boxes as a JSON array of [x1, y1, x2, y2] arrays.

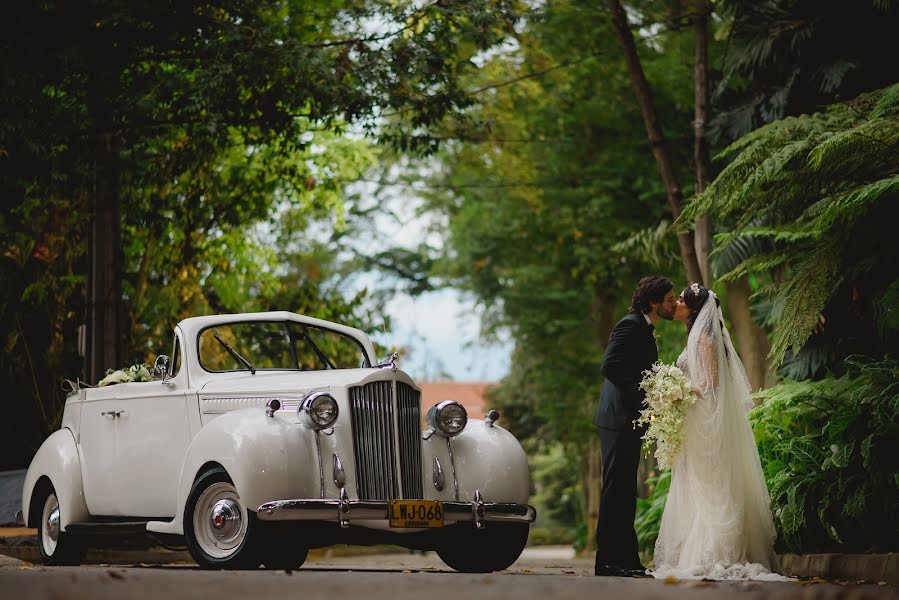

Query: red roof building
[[418, 381, 493, 420]]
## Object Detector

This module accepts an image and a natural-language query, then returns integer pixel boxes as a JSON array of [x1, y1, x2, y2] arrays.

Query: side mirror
[[154, 355, 171, 384]]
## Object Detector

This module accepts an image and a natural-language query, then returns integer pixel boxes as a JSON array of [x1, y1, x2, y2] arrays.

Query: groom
[[593, 276, 675, 577]]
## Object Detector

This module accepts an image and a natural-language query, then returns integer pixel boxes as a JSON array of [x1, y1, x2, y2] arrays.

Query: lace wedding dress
[[651, 292, 788, 581]]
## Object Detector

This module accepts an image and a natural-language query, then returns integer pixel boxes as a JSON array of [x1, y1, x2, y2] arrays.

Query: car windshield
[[198, 321, 368, 372]]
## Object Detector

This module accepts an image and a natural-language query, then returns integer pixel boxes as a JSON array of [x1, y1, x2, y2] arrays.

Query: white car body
[[22, 311, 534, 571]]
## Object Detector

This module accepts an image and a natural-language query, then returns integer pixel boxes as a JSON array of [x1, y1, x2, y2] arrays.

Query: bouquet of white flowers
[[98, 363, 154, 387], [634, 361, 697, 469]]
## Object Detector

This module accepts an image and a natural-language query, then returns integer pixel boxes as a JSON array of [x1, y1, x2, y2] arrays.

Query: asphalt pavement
[[1, 547, 896, 600]]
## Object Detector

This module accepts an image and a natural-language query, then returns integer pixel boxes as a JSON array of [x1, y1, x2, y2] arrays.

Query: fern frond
[[719, 251, 792, 283], [729, 140, 815, 214], [769, 240, 842, 366], [870, 82, 899, 118], [807, 117, 899, 176], [611, 220, 679, 270], [811, 174, 899, 230]]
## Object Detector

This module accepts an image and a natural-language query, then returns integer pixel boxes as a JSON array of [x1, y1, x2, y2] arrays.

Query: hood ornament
[[376, 352, 398, 372]]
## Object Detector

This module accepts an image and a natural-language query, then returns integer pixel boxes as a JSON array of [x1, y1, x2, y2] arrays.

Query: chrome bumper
[[256, 491, 536, 529]]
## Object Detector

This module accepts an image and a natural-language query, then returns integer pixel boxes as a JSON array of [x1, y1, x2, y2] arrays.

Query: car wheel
[[184, 467, 261, 569], [437, 522, 530, 573], [37, 487, 87, 566]]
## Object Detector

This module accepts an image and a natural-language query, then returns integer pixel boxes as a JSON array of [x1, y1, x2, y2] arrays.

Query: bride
[[651, 283, 785, 581]]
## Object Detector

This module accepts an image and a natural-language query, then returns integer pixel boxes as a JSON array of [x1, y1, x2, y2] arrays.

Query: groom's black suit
[[593, 311, 657, 572]]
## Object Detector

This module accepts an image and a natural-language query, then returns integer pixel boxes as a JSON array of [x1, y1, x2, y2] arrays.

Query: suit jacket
[[593, 312, 658, 431]]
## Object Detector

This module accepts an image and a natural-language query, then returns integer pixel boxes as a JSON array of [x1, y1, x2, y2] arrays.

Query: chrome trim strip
[[447, 437, 459, 501], [315, 431, 325, 498], [432, 456, 445, 491], [256, 499, 537, 525]]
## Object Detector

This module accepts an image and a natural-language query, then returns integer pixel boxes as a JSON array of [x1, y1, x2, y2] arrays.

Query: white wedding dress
[[651, 292, 788, 581]]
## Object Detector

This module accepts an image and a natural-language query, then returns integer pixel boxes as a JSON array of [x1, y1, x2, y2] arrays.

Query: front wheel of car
[[437, 522, 530, 573], [37, 487, 87, 566], [184, 467, 262, 569]]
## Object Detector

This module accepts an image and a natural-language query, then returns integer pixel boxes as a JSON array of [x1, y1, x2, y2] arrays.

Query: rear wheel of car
[[37, 487, 87, 566], [184, 467, 261, 569], [436, 522, 529, 573]]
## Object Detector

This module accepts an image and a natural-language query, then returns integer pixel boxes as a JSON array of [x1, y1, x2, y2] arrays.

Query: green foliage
[[712, 0, 899, 141], [749, 356, 899, 552], [634, 469, 670, 561], [683, 84, 899, 368]]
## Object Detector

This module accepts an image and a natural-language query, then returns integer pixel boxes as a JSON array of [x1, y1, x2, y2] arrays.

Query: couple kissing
[[592, 276, 787, 581]]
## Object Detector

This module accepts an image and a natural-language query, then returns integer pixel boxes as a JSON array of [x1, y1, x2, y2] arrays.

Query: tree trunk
[[693, 0, 712, 286], [87, 129, 123, 384], [725, 276, 772, 393], [605, 0, 704, 285]]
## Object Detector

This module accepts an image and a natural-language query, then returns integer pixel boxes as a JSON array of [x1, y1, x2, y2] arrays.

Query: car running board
[[65, 521, 150, 536]]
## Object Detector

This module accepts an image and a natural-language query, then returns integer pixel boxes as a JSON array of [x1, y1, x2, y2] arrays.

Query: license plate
[[388, 499, 444, 528]]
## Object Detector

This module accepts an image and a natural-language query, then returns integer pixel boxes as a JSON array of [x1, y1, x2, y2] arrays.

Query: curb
[[779, 553, 898, 584]]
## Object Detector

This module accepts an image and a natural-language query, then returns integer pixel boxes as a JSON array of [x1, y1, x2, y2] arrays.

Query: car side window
[[171, 335, 182, 378]]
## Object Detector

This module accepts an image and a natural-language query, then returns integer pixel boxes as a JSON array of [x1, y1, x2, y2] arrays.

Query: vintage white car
[[20, 311, 535, 571]]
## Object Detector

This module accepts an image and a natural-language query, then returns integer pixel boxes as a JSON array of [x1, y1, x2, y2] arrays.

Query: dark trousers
[[594, 426, 642, 569]]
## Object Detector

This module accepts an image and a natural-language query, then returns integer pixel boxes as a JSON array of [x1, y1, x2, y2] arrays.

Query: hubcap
[[209, 499, 241, 540], [41, 493, 60, 556], [193, 482, 248, 559]]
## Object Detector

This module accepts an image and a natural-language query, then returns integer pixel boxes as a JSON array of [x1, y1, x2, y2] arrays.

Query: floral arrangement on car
[[98, 363, 154, 387], [634, 361, 697, 469]]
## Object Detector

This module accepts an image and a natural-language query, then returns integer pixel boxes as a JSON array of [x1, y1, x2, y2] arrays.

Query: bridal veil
[[652, 291, 783, 580]]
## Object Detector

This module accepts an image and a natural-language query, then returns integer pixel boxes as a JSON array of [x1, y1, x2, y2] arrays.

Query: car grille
[[348, 380, 423, 500]]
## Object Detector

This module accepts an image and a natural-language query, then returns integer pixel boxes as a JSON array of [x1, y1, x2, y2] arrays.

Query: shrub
[[750, 356, 899, 553]]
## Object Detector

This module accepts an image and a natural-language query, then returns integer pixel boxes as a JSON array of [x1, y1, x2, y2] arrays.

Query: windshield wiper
[[297, 327, 336, 370], [213, 334, 256, 374]]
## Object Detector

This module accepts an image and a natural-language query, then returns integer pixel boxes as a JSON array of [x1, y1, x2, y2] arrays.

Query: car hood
[[197, 368, 416, 394]]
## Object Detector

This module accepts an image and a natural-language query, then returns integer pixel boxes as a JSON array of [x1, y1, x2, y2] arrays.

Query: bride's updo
[[681, 283, 720, 332], [682, 283, 729, 359]]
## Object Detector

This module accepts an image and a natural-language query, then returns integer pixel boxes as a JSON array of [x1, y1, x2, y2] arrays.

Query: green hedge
[[634, 356, 899, 556], [750, 356, 899, 553]]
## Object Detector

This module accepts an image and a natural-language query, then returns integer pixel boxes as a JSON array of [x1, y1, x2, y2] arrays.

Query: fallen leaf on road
[[798, 578, 829, 585], [663, 576, 680, 585], [520, 568, 533, 573], [686, 581, 715, 588]]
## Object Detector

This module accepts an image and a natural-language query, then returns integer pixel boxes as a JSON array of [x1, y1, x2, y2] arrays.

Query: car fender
[[22, 428, 90, 530], [448, 420, 531, 504], [148, 408, 318, 536]]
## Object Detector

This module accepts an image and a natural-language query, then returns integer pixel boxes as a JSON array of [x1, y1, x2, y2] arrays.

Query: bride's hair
[[682, 284, 728, 358]]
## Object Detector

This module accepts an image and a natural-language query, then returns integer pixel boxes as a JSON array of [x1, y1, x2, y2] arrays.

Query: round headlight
[[427, 400, 468, 437], [300, 392, 339, 429]]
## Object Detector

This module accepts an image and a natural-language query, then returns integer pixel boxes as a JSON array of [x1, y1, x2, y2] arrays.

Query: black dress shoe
[[619, 567, 651, 578]]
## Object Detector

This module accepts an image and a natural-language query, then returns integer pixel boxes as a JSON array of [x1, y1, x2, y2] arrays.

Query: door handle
[[101, 410, 124, 418]]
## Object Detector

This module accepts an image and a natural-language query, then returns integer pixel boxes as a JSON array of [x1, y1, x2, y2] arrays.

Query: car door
[[78, 386, 126, 515], [78, 337, 192, 518]]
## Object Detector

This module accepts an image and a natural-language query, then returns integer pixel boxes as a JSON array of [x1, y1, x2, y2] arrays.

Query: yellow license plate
[[388, 499, 444, 528]]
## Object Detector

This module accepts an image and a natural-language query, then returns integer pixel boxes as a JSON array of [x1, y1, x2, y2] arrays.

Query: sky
[[372, 288, 511, 382], [344, 177, 512, 384]]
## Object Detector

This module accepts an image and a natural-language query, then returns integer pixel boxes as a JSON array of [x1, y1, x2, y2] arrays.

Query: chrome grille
[[348, 380, 423, 500], [397, 382, 423, 499], [349, 381, 398, 500]]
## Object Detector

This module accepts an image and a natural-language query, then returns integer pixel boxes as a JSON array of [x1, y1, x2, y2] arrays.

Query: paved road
[[1, 548, 896, 600]]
